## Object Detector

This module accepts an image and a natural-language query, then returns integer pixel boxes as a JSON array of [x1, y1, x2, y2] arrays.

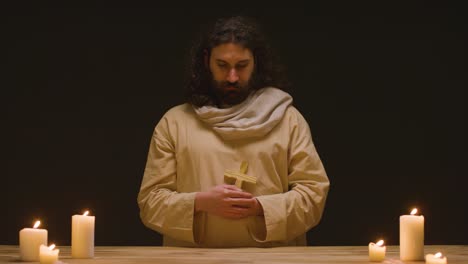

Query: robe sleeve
[[252, 108, 330, 242], [137, 116, 200, 244]]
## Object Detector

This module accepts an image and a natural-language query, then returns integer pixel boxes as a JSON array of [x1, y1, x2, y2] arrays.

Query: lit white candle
[[425, 252, 447, 264], [72, 210, 95, 258], [19, 220, 48, 261], [39, 244, 59, 264], [400, 208, 424, 260], [368, 239, 386, 262]]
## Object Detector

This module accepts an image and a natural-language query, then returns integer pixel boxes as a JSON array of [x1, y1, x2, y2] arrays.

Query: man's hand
[[195, 184, 264, 219]]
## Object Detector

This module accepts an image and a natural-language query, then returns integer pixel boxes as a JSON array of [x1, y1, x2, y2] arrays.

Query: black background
[[3, 3, 466, 246]]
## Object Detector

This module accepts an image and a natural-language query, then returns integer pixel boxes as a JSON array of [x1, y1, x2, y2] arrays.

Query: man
[[137, 16, 330, 247]]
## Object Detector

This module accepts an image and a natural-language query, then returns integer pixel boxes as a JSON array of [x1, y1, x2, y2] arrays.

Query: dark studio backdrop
[[3, 3, 466, 246]]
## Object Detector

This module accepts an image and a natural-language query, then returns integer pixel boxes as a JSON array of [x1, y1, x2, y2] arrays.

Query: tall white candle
[[39, 244, 59, 264], [425, 252, 447, 264], [19, 220, 48, 261], [400, 208, 424, 261], [368, 239, 386, 262], [72, 210, 95, 258]]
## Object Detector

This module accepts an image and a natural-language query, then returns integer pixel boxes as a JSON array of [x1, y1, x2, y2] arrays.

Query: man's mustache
[[221, 82, 240, 89]]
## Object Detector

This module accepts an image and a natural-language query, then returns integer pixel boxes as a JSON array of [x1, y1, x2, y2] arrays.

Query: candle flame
[[435, 252, 442, 258], [83, 210, 89, 216], [33, 220, 41, 229], [48, 244, 56, 250], [410, 208, 418, 215], [376, 240, 384, 246]]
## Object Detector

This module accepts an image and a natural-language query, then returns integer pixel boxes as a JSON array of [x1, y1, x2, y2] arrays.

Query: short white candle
[[39, 244, 59, 264], [368, 239, 386, 262], [72, 210, 95, 258], [19, 220, 48, 261], [425, 252, 447, 264], [400, 208, 425, 261]]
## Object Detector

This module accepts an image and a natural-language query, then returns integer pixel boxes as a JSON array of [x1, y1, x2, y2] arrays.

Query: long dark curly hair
[[185, 16, 291, 107]]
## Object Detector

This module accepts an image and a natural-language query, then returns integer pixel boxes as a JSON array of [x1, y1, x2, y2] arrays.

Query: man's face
[[208, 43, 255, 106]]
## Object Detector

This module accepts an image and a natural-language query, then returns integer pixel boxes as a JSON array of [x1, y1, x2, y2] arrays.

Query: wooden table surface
[[0, 245, 466, 264]]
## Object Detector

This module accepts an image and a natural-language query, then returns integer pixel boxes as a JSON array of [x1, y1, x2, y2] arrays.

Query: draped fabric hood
[[192, 87, 293, 140]]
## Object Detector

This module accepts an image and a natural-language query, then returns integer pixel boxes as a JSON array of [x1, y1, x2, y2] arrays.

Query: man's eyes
[[217, 64, 248, 69]]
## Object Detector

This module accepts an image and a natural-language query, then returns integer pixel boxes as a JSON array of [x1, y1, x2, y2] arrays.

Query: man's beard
[[211, 80, 252, 107]]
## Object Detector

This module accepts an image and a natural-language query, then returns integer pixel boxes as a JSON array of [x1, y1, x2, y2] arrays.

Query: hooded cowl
[[193, 87, 293, 140]]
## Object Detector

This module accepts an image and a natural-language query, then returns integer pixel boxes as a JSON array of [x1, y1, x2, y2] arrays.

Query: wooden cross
[[224, 161, 257, 189]]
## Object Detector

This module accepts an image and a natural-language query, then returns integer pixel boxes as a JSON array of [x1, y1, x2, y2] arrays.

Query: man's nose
[[227, 68, 239, 83]]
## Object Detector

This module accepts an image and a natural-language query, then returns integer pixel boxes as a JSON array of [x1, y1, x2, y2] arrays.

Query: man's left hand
[[231, 197, 264, 217]]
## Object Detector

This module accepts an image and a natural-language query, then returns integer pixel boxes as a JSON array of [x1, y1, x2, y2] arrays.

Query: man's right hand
[[194, 184, 255, 219]]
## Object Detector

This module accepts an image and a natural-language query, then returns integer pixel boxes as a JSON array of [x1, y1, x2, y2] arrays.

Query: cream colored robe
[[138, 90, 329, 247]]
